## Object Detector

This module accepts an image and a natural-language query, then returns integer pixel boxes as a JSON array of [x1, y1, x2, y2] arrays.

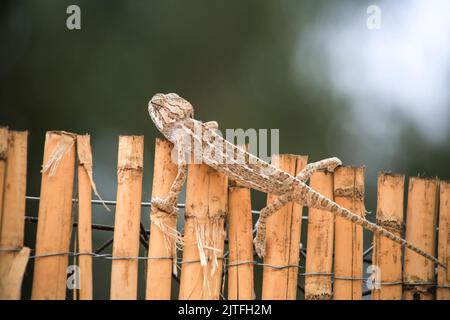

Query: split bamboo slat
[[227, 146, 254, 300], [76, 134, 95, 300], [110, 136, 144, 300], [403, 177, 438, 300], [304, 170, 334, 300], [146, 139, 179, 300], [333, 166, 365, 300], [0, 127, 8, 230], [437, 181, 450, 300], [372, 173, 404, 300], [262, 154, 307, 300], [0, 130, 29, 299], [179, 163, 228, 299], [32, 131, 76, 299]]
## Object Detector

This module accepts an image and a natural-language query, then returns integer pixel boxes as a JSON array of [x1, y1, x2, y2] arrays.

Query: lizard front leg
[[254, 192, 294, 257], [296, 157, 341, 182], [151, 136, 187, 216]]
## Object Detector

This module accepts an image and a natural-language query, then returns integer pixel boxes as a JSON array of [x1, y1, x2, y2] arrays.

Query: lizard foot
[[253, 236, 266, 258], [326, 157, 342, 172], [151, 197, 179, 216]]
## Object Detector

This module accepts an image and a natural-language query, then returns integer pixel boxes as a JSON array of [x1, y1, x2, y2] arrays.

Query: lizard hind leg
[[254, 192, 294, 258], [297, 157, 342, 182]]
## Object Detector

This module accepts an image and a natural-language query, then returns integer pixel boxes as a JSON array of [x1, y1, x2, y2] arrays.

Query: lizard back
[[182, 121, 299, 195]]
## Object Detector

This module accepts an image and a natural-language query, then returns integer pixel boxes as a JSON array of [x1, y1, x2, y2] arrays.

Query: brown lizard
[[148, 92, 446, 269]]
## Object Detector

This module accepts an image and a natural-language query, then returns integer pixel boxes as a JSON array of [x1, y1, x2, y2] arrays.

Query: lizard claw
[[253, 237, 266, 258], [151, 197, 179, 215]]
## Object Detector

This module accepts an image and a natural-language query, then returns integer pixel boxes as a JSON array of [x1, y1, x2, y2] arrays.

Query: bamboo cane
[[372, 173, 404, 300], [146, 139, 178, 300], [403, 177, 438, 300], [110, 136, 144, 300], [304, 170, 334, 300], [0, 130, 29, 299], [262, 154, 307, 300], [0, 126, 8, 231], [227, 170, 254, 300], [76, 134, 94, 300], [32, 131, 76, 300], [437, 181, 450, 300], [179, 164, 228, 299], [333, 166, 365, 300]]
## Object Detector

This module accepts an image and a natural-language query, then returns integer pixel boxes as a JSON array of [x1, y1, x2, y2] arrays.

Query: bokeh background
[[1, 0, 449, 299]]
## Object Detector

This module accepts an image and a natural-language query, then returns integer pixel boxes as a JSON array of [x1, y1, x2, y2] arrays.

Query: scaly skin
[[148, 93, 446, 269]]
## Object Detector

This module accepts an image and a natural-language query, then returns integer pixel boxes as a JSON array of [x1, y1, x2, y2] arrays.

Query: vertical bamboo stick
[[146, 139, 178, 300], [333, 166, 365, 300], [287, 156, 308, 299], [304, 170, 334, 300], [179, 164, 228, 300], [372, 173, 404, 300], [0, 130, 29, 299], [76, 134, 94, 300], [227, 173, 254, 300], [0, 248, 30, 299], [0, 126, 8, 230], [262, 154, 307, 300], [110, 136, 144, 300], [437, 181, 450, 300], [32, 131, 76, 300], [403, 177, 438, 300]]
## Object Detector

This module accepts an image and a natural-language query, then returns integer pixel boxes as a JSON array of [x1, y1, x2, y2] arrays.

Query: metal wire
[[22, 195, 449, 298], [25, 195, 308, 219]]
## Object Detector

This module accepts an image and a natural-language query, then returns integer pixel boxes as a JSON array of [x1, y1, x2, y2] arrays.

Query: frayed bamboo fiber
[[146, 139, 179, 300], [179, 164, 228, 300], [0, 130, 29, 299], [437, 181, 450, 300], [403, 177, 438, 300], [262, 154, 307, 300], [110, 136, 144, 300], [333, 166, 364, 300], [32, 131, 76, 300], [227, 147, 254, 300], [305, 170, 334, 300], [372, 173, 404, 300], [76, 134, 94, 300]]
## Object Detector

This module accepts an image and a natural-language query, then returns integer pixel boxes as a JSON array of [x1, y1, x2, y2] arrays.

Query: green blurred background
[[1, 0, 449, 299]]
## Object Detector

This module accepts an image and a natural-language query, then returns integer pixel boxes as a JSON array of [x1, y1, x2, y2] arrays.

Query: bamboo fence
[[0, 127, 449, 300]]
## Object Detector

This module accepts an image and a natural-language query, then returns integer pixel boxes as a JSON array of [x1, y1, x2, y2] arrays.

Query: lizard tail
[[300, 186, 447, 269]]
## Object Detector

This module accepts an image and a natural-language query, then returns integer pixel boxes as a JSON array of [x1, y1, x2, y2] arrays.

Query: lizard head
[[148, 93, 194, 133]]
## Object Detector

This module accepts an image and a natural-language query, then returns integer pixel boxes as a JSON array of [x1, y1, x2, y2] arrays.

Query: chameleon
[[148, 92, 446, 269]]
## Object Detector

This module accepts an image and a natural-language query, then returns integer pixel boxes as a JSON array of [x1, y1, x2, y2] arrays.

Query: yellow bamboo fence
[[0, 127, 448, 300]]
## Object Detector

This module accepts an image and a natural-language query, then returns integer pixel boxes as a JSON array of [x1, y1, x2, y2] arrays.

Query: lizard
[[147, 92, 446, 269]]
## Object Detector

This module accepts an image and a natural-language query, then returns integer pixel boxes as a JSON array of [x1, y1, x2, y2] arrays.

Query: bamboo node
[[305, 292, 333, 300], [376, 216, 403, 233], [334, 186, 364, 199]]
